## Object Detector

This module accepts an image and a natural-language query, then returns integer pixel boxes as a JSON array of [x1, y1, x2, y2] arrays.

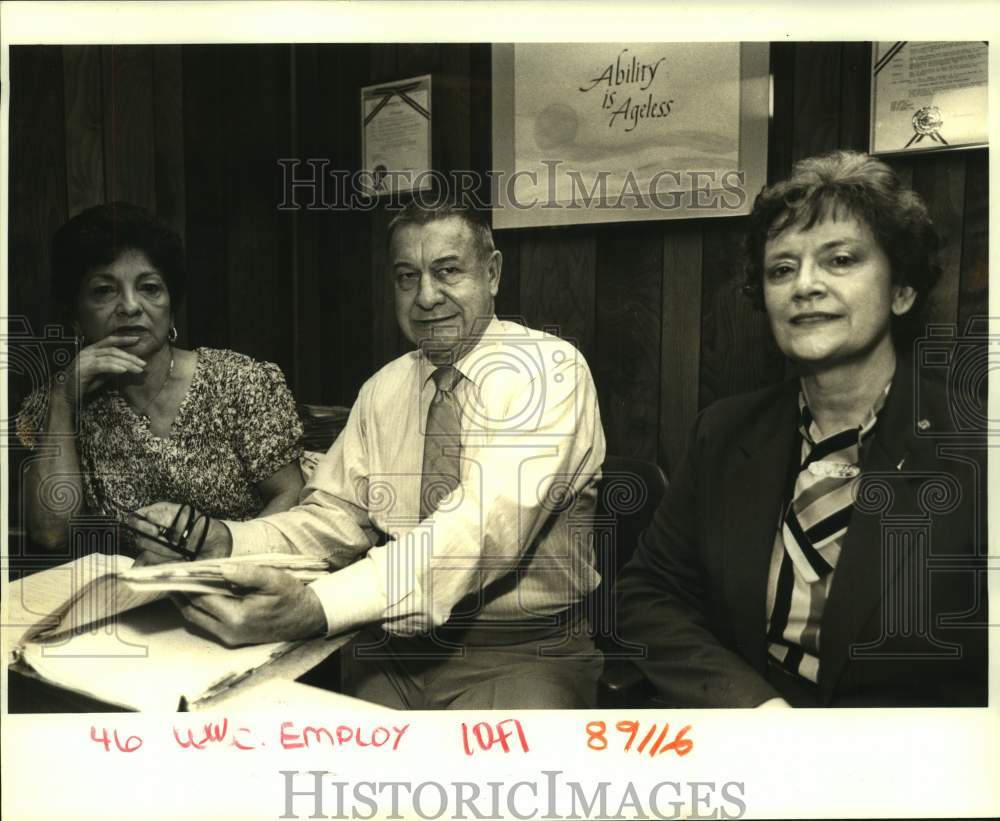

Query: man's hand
[[128, 501, 232, 564], [172, 565, 328, 646]]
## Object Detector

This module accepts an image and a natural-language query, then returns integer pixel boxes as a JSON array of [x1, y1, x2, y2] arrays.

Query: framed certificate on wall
[[361, 74, 433, 195], [870, 41, 988, 155], [491, 43, 769, 228]]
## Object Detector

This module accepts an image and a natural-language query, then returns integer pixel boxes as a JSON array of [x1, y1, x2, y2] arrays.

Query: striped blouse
[[765, 381, 891, 685]]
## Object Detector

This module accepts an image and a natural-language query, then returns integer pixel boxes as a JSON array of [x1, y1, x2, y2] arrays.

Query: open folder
[[5, 552, 344, 711]]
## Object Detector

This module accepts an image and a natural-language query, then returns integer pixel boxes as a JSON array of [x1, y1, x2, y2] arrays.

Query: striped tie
[[419, 365, 463, 520]]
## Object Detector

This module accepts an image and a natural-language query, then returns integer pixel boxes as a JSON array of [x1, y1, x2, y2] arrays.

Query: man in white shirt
[[132, 201, 607, 708]]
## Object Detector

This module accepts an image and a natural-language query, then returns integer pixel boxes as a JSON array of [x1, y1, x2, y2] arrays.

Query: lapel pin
[[917, 419, 931, 431]]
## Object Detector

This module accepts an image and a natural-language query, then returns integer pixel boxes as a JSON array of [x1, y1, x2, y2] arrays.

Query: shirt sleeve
[[310, 343, 605, 637], [15, 386, 50, 450], [225, 379, 381, 568], [233, 358, 304, 484]]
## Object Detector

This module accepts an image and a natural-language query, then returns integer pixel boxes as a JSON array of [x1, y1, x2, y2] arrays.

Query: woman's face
[[762, 213, 916, 370], [75, 248, 172, 357]]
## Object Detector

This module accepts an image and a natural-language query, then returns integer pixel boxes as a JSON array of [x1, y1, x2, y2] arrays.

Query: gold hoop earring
[[168, 325, 178, 343]]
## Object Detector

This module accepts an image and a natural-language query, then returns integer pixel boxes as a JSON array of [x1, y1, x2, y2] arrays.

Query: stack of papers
[[5, 552, 345, 710], [120, 554, 334, 595]]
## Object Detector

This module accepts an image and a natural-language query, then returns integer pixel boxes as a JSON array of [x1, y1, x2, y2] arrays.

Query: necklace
[[134, 350, 175, 419]]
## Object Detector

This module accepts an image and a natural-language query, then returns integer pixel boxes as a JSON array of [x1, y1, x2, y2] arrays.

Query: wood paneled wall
[[8, 42, 990, 482]]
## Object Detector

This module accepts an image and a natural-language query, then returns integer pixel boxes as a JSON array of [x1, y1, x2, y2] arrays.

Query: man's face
[[391, 216, 501, 365]]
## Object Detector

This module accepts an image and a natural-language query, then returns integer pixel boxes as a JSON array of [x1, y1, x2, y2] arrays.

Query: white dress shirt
[[224, 318, 606, 637]]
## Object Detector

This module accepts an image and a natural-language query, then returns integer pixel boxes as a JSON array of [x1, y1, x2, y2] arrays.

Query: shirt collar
[[798, 378, 892, 448], [418, 315, 503, 391]]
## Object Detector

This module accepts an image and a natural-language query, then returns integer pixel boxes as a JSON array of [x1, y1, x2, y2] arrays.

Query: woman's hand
[[21, 336, 144, 547], [52, 334, 146, 407], [128, 501, 233, 564]]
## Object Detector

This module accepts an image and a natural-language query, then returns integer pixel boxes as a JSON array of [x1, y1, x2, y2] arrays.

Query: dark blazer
[[617, 358, 988, 707]]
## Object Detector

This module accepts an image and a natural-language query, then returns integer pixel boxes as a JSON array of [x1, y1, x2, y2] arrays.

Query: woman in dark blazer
[[617, 151, 987, 707]]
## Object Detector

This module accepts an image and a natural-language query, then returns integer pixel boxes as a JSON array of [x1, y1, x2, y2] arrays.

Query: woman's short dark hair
[[742, 150, 941, 348], [51, 202, 186, 320]]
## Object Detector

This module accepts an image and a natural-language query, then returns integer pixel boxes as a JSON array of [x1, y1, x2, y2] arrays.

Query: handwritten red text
[[89, 726, 142, 753], [172, 719, 257, 751], [280, 721, 409, 751], [586, 720, 693, 757], [461, 719, 530, 755]]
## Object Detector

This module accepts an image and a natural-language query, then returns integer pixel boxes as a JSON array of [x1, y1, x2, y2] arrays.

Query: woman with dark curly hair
[[17, 202, 305, 550], [616, 151, 986, 707]]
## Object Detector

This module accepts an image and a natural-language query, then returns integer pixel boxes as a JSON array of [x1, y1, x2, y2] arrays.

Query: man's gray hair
[[386, 200, 496, 262]]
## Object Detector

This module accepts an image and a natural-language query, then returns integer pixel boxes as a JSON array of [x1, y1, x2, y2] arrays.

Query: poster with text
[[492, 43, 768, 227]]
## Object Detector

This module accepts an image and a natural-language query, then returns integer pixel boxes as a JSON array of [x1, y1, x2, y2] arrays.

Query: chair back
[[588, 454, 668, 655], [297, 403, 351, 452]]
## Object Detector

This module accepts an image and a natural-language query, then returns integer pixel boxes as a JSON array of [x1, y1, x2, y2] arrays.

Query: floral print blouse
[[17, 347, 303, 523]]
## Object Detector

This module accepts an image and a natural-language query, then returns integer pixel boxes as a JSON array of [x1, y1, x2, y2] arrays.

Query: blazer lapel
[[818, 357, 933, 703], [722, 381, 800, 674]]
